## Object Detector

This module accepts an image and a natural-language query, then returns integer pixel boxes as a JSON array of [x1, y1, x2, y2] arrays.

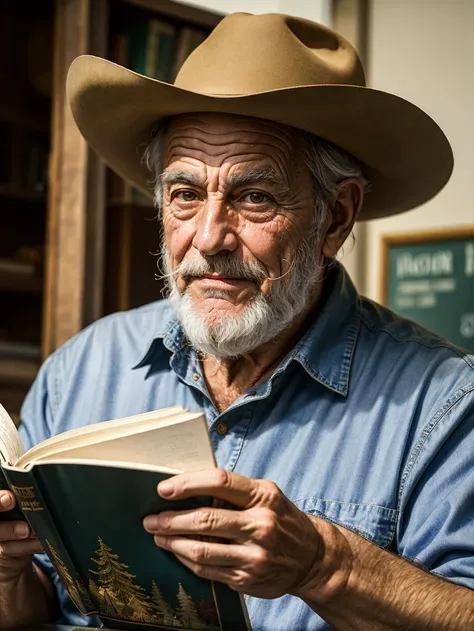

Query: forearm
[[0, 563, 54, 629], [298, 518, 474, 630]]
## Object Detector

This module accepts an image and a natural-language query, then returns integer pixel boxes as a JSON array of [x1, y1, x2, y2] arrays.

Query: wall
[[176, 0, 332, 25], [363, 0, 474, 300]]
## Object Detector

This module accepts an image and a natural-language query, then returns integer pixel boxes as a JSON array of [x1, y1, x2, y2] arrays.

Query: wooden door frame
[[43, 0, 108, 357]]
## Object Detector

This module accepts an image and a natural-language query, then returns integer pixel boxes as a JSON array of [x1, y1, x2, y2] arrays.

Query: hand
[[0, 491, 43, 582], [143, 469, 351, 601]]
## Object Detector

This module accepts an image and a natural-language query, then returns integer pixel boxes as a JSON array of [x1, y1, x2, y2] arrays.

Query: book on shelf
[[127, 18, 177, 82], [0, 340, 41, 360], [108, 18, 208, 206], [0, 257, 36, 276], [0, 404, 250, 631]]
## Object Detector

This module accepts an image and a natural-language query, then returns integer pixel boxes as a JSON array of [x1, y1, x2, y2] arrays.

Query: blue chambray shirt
[[19, 263, 474, 630]]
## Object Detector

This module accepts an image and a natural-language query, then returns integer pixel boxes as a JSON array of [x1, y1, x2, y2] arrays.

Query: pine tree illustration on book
[[0, 404, 251, 630]]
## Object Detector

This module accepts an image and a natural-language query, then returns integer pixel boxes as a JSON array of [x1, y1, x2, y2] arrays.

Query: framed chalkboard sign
[[381, 227, 474, 352]]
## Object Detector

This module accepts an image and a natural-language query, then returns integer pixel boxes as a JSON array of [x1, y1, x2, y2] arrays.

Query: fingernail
[[0, 495, 12, 509], [14, 523, 29, 538], [158, 480, 173, 497], [143, 517, 157, 532]]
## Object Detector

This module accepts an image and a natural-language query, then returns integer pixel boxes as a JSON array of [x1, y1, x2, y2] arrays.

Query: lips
[[193, 275, 253, 290]]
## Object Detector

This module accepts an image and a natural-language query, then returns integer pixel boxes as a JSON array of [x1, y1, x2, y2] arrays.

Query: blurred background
[[0, 0, 473, 421]]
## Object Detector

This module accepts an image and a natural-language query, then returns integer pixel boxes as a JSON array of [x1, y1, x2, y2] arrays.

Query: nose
[[192, 198, 238, 256]]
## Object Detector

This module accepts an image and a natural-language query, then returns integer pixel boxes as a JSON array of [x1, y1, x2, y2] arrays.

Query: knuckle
[[212, 468, 231, 489], [178, 475, 190, 495], [260, 480, 281, 507], [230, 571, 249, 591], [193, 509, 216, 533], [190, 541, 207, 563], [255, 510, 278, 544], [159, 514, 173, 532], [253, 546, 271, 569]]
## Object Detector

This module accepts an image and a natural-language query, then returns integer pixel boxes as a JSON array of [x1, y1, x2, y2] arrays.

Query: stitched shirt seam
[[397, 383, 474, 511]]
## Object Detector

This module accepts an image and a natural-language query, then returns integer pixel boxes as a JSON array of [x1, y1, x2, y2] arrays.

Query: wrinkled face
[[160, 113, 326, 357]]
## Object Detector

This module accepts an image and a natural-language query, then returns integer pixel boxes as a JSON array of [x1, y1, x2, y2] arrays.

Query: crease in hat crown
[[66, 11, 454, 220], [174, 12, 366, 94]]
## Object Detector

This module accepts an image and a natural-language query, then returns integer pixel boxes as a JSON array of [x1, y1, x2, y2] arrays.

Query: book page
[[0, 404, 24, 465], [17, 405, 185, 467], [31, 414, 215, 472]]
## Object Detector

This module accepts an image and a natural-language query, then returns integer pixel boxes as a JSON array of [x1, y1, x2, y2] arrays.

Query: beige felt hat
[[66, 12, 453, 220]]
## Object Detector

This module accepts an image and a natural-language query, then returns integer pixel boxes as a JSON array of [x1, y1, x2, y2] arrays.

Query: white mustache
[[174, 255, 267, 284]]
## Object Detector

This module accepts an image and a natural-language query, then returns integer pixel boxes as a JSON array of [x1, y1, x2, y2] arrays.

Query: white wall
[[363, 0, 474, 300], [177, 0, 332, 25]]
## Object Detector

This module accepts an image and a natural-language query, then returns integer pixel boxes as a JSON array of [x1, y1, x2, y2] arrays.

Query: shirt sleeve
[[397, 384, 474, 589], [18, 352, 101, 627]]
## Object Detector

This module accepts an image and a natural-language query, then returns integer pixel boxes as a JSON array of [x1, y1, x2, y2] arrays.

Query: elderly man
[[0, 12, 473, 631]]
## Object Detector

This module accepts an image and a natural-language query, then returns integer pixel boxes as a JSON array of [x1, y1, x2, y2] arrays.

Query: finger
[[0, 537, 43, 559], [144, 507, 248, 541], [174, 552, 246, 589], [0, 491, 16, 512], [0, 520, 31, 542], [157, 469, 256, 508], [154, 535, 244, 567]]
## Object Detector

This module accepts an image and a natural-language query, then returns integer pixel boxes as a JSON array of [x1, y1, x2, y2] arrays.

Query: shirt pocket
[[292, 497, 398, 549]]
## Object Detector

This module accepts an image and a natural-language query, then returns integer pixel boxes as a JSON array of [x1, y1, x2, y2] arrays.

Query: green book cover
[[126, 19, 149, 75], [4, 462, 250, 631], [153, 21, 177, 83]]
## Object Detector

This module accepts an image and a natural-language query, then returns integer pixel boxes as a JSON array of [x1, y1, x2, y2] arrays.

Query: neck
[[201, 278, 326, 412]]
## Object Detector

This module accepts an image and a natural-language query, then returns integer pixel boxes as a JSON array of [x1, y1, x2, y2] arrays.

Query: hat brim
[[67, 55, 453, 221]]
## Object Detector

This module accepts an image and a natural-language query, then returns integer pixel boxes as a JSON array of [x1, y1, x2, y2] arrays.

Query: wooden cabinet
[[0, 0, 222, 419]]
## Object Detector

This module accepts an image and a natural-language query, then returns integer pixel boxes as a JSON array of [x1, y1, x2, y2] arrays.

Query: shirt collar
[[290, 262, 361, 396], [133, 261, 361, 397]]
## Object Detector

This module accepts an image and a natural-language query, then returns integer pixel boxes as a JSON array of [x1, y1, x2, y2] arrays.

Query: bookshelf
[[0, 0, 222, 420], [0, 0, 53, 422], [102, 0, 222, 316]]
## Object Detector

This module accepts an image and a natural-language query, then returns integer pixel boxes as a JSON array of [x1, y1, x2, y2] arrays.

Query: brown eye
[[244, 192, 270, 204], [175, 190, 199, 202]]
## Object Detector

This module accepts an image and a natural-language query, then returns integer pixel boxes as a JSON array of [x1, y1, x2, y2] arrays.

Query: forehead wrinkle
[[166, 123, 297, 162], [167, 142, 296, 186], [168, 130, 295, 156]]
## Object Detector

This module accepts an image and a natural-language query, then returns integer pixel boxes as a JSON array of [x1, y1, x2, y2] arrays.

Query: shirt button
[[216, 422, 228, 436], [192, 373, 200, 381]]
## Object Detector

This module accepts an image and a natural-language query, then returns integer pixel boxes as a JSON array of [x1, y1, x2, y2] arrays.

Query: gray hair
[[142, 118, 370, 231]]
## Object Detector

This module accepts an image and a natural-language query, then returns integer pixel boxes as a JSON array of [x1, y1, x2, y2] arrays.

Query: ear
[[321, 178, 364, 258]]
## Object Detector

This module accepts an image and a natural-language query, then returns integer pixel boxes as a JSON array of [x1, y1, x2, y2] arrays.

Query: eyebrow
[[160, 167, 290, 196]]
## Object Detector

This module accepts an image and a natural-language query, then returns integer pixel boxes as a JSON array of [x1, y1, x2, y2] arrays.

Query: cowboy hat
[[66, 12, 453, 220]]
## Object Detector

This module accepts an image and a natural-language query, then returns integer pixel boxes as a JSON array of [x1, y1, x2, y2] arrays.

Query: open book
[[0, 404, 250, 631]]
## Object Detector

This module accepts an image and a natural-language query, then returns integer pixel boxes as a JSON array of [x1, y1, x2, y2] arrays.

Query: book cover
[[153, 21, 177, 83], [3, 462, 250, 631]]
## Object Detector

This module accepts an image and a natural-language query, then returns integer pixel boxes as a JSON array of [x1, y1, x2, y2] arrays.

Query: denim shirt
[[19, 263, 474, 630]]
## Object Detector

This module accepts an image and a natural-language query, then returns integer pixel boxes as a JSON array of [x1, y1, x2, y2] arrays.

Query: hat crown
[[175, 13, 366, 95]]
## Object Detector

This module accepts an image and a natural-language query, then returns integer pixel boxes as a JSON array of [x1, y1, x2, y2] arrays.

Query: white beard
[[161, 231, 324, 359]]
